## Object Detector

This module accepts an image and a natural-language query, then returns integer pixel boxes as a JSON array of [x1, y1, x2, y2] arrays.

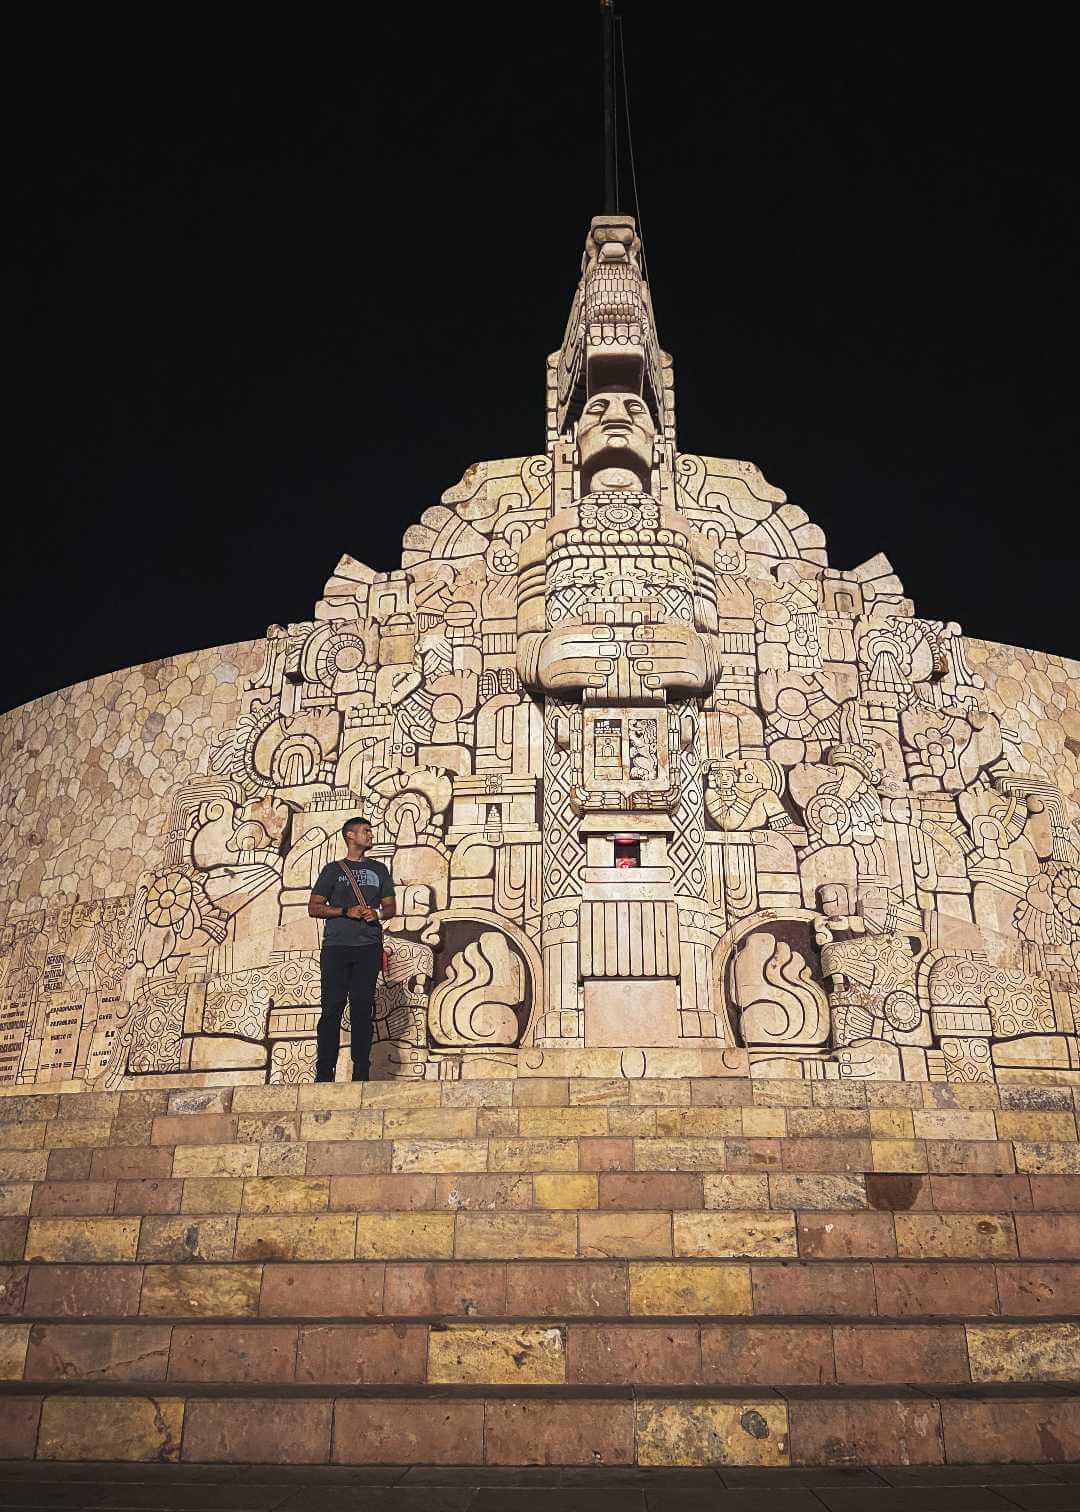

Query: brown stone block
[[171, 1144, 260, 1179], [635, 1138, 727, 1172], [701, 1322, 833, 1384], [567, 1323, 698, 1384], [0, 1262, 29, 1314], [996, 1262, 1080, 1316], [579, 1137, 633, 1171], [24, 1322, 170, 1381], [769, 1174, 867, 1210], [0, 1182, 31, 1216], [0, 1122, 46, 1151], [1030, 1176, 1080, 1208], [0, 1321, 29, 1377], [241, 1177, 329, 1214], [433, 1173, 532, 1210], [675, 1211, 797, 1260], [754, 1081, 812, 1106], [894, 1213, 1018, 1259], [391, 1138, 489, 1173], [26, 1216, 138, 1262], [833, 1323, 969, 1384], [629, 1262, 752, 1316], [43, 1120, 114, 1149], [183, 1397, 331, 1463], [46, 1148, 93, 1179], [0, 1395, 40, 1457], [24, 1263, 143, 1318], [967, 1321, 1080, 1382], [1016, 1212, 1080, 1258], [929, 1174, 1033, 1210], [813, 1083, 867, 1108], [296, 1324, 426, 1384], [169, 1323, 297, 1382], [486, 1138, 578, 1172], [940, 1395, 1080, 1462], [864, 1173, 932, 1210], [90, 1147, 174, 1181], [798, 1212, 897, 1258], [0, 1095, 58, 1124], [913, 1110, 998, 1142], [599, 1173, 702, 1209], [151, 1113, 235, 1146], [873, 1261, 998, 1318], [1014, 1142, 1080, 1175], [382, 1108, 477, 1139], [926, 1140, 1015, 1175], [331, 1174, 436, 1210], [300, 1110, 383, 1142], [140, 1263, 262, 1317], [0, 1152, 48, 1181], [117, 1091, 168, 1120], [234, 1214, 355, 1261], [789, 1395, 943, 1465], [750, 1261, 877, 1316], [137, 1215, 236, 1262], [305, 1140, 391, 1176], [429, 1322, 565, 1384], [39, 1393, 184, 1461], [780, 1138, 873, 1173], [333, 1396, 484, 1464], [577, 1208, 670, 1259], [235, 1113, 300, 1144], [355, 1212, 454, 1259], [181, 1177, 243, 1213], [997, 1110, 1078, 1143], [30, 1181, 116, 1217], [114, 1179, 183, 1216], [484, 1397, 634, 1465], [259, 1261, 384, 1318], [456, 1211, 576, 1260], [505, 1261, 624, 1316], [384, 1260, 506, 1316], [0, 1217, 28, 1260], [630, 1079, 692, 1106], [636, 1397, 790, 1466]]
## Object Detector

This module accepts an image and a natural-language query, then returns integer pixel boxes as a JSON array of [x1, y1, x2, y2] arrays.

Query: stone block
[[167, 1089, 231, 1115], [46, 1149, 93, 1179], [391, 1139, 489, 1173], [636, 1397, 790, 1466], [534, 1173, 599, 1209], [331, 1174, 436, 1210], [929, 1174, 1033, 1210], [181, 1177, 243, 1213], [183, 1397, 331, 1463], [0, 1182, 32, 1216], [675, 1211, 797, 1259], [779, 1139, 872, 1173], [486, 1138, 578, 1173], [299, 1110, 383, 1142], [629, 1262, 752, 1316], [234, 1215, 356, 1261], [113, 1179, 183, 1216], [967, 1322, 1080, 1382], [519, 1107, 607, 1136], [236, 1115, 300, 1145], [789, 1396, 943, 1465], [167, 1323, 295, 1382], [43, 1119, 114, 1149], [355, 1212, 455, 1259], [751, 1261, 877, 1316], [24, 1322, 170, 1382], [1029, 1176, 1080, 1208], [869, 1109, 916, 1139], [258, 1141, 307, 1177], [241, 1177, 329, 1214], [1016, 1212, 1080, 1258], [360, 1082, 442, 1110], [692, 1079, 754, 1107], [580, 1211, 671, 1258], [26, 1216, 139, 1262], [0, 1217, 28, 1260], [579, 1137, 634, 1172], [137, 1215, 236, 1262], [787, 1108, 869, 1137], [333, 1397, 484, 1464], [832, 1323, 969, 1384], [656, 1108, 743, 1137], [703, 1174, 771, 1210], [997, 1110, 1077, 1142], [894, 1213, 1018, 1259], [429, 1323, 565, 1384], [381, 1109, 477, 1140], [874, 1261, 999, 1318], [569, 1079, 627, 1106], [608, 1108, 658, 1135], [912, 1110, 998, 1142], [90, 1147, 174, 1181], [568, 1322, 699, 1384], [384, 1261, 506, 1316], [996, 1262, 1080, 1316], [433, 1173, 532, 1210], [231, 1086, 299, 1114], [740, 1109, 790, 1140], [0, 1262, 28, 1314], [1014, 1142, 1080, 1175], [635, 1138, 727, 1172], [925, 1140, 1015, 1174], [443, 1081, 514, 1107], [151, 1114, 235, 1146], [0, 1321, 29, 1377], [872, 1140, 929, 1174], [24, 1263, 143, 1318], [0, 1095, 58, 1124], [701, 1322, 834, 1384], [864, 1173, 933, 1210], [505, 1261, 625, 1316], [922, 1084, 999, 1110], [259, 1261, 384, 1318], [305, 1141, 391, 1176], [797, 1211, 897, 1258], [600, 1173, 703, 1209], [172, 1144, 260, 1179], [769, 1174, 867, 1210], [0, 1152, 48, 1181], [456, 1211, 576, 1260], [940, 1395, 1080, 1462], [39, 1394, 184, 1461], [0, 1395, 40, 1458], [484, 1397, 634, 1465], [140, 1264, 262, 1317], [297, 1083, 367, 1111], [30, 1181, 116, 1217], [0, 1122, 46, 1150]]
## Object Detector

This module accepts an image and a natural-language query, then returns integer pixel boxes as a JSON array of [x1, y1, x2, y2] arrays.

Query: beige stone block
[[912, 1111, 998, 1142], [996, 1111, 1078, 1143], [569, 1079, 628, 1106], [870, 1110, 916, 1139], [0, 1152, 48, 1181], [456, 1212, 577, 1260], [39, 1395, 184, 1461], [636, 1398, 789, 1466], [1014, 1143, 1080, 1174], [768, 1175, 867, 1210], [300, 1110, 383, 1142], [382, 1109, 477, 1139], [0, 1183, 32, 1216], [441, 1081, 513, 1108], [26, 1217, 139, 1262], [234, 1214, 356, 1261], [514, 1080, 571, 1107], [488, 1139, 579, 1173], [297, 1083, 368, 1111], [241, 1178, 330, 1214], [872, 1141, 929, 1174], [608, 1109, 658, 1136], [519, 1108, 608, 1137], [355, 1213, 455, 1259], [172, 1144, 260, 1179], [635, 1139, 727, 1172], [741, 1108, 787, 1138], [703, 1175, 771, 1210], [181, 1178, 243, 1214], [580, 1211, 671, 1258], [674, 1212, 797, 1259], [966, 1322, 1080, 1383], [0, 1322, 29, 1379], [0, 1122, 46, 1150], [391, 1140, 488, 1173], [629, 1262, 753, 1316], [258, 1142, 307, 1177], [788, 1109, 869, 1138], [428, 1324, 566, 1385], [231, 1087, 299, 1114], [477, 1109, 519, 1136], [534, 1174, 599, 1209], [360, 1082, 442, 1110], [43, 1120, 114, 1149], [138, 1215, 236, 1262], [236, 1115, 300, 1146], [656, 1109, 742, 1137]]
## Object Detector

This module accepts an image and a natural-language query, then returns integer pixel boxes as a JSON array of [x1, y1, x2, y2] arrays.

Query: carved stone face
[[577, 390, 655, 491]]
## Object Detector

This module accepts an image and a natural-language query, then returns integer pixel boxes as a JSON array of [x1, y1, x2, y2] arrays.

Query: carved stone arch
[[427, 908, 543, 1049], [711, 909, 829, 1054]]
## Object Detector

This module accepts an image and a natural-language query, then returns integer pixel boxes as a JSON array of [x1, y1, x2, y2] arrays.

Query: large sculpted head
[[577, 389, 655, 492]]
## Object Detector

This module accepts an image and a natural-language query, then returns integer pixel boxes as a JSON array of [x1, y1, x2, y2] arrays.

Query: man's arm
[[380, 893, 397, 922], [309, 893, 352, 920]]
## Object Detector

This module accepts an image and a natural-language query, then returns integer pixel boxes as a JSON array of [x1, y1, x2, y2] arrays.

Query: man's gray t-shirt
[[313, 859, 395, 947]]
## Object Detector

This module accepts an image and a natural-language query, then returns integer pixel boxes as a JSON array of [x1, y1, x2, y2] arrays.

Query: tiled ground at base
[[2, 1461, 1080, 1510]]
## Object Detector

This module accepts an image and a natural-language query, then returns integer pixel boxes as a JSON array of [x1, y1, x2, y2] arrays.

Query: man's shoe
[[351, 1070, 370, 1083], [314, 1073, 335, 1084]]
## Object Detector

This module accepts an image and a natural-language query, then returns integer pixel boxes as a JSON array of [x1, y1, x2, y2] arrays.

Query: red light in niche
[[613, 835, 640, 869]]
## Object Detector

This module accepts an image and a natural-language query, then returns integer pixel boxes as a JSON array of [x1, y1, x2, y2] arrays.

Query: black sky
[[7, 9, 1078, 715]]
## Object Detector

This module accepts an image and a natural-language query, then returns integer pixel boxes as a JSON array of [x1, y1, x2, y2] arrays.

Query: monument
[[1, 213, 1078, 1093]]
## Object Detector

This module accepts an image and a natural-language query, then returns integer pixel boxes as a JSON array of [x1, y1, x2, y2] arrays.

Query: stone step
[[1, 1382, 1078, 1466]]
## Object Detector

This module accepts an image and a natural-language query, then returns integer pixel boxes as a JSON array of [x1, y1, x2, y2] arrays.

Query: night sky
[[8, 10, 1078, 716]]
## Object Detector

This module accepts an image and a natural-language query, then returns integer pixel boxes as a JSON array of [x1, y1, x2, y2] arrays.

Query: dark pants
[[317, 944, 382, 1081]]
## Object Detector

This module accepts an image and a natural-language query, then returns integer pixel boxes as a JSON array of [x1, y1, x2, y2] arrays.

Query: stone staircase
[[1, 1075, 1078, 1468]]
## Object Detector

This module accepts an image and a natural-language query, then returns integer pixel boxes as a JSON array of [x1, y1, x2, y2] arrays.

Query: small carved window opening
[[613, 834, 641, 869]]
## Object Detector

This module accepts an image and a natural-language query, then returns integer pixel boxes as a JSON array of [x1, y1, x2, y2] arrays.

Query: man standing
[[308, 817, 396, 1082]]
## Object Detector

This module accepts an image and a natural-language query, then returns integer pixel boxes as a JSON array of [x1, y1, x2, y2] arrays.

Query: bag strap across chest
[[340, 865, 371, 909]]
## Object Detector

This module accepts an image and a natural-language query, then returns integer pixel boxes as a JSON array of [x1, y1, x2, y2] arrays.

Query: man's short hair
[[341, 816, 373, 840]]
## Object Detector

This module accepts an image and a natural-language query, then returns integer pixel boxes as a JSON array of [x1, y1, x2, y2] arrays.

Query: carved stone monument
[[2, 214, 1079, 1089]]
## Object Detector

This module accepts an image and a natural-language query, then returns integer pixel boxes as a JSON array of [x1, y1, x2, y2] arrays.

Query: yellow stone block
[[912, 1110, 998, 1142], [894, 1213, 1018, 1260], [391, 1140, 488, 1173], [996, 1111, 1078, 1143], [533, 1173, 599, 1209], [636, 1398, 789, 1466], [139, 1264, 262, 1317], [297, 1083, 368, 1111], [299, 1110, 384, 1142], [580, 1211, 672, 1258], [519, 1108, 608, 1137], [629, 1263, 753, 1316], [234, 1214, 356, 1260], [173, 1144, 260, 1179], [0, 1183, 32, 1216], [656, 1109, 742, 1137], [241, 1177, 330, 1214], [967, 1323, 1080, 1383], [0, 1323, 29, 1379], [703, 1175, 771, 1210], [871, 1140, 929, 1173], [455, 1211, 577, 1259], [740, 1108, 786, 1139], [635, 1139, 727, 1173], [869, 1109, 915, 1139], [608, 1109, 658, 1136], [1014, 1143, 1080, 1174], [355, 1212, 455, 1259], [382, 1108, 478, 1139], [42, 1120, 114, 1149], [673, 1212, 797, 1259], [487, 1138, 579, 1172], [26, 1217, 140, 1262], [512, 1079, 571, 1106], [477, 1109, 519, 1136], [39, 1395, 184, 1461], [787, 1109, 869, 1137], [138, 1216, 236, 1262], [231, 1087, 299, 1114], [181, 1178, 244, 1214], [428, 1324, 566, 1385], [360, 1082, 442, 1110]]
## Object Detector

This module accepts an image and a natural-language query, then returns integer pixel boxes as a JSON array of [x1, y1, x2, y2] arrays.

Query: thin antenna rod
[[617, 14, 646, 281], [601, 1, 617, 214]]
